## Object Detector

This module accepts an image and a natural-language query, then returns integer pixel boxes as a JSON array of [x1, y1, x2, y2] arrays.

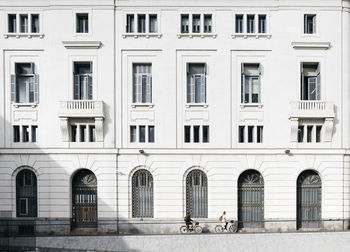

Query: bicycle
[[180, 222, 203, 234], [215, 220, 238, 233]]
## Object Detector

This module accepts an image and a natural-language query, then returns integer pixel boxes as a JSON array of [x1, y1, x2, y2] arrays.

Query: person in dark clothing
[[184, 212, 193, 230]]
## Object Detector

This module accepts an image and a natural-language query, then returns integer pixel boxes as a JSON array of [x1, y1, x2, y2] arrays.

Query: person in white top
[[221, 211, 228, 230]]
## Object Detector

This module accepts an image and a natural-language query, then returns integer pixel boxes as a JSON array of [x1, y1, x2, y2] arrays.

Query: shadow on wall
[[0, 115, 134, 252]]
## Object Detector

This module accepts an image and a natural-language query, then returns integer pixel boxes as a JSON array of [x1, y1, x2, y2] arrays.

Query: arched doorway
[[297, 170, 321, 229], [132, 169, 153, 218], [238, 169, 264, 228], [186, 169, 208, 218], [16, 169, 37, 217], [72, 169, 97, 228]]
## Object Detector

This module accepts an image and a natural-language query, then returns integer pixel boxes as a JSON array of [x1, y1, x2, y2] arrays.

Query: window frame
[[178, 13, 216, 38], [186, 63, 207, 104], [5, 11, 43, 38], [241, 63, 262, 104], [73, 11, 92, 36], [76, 13, 89, 34], [123, 12, 161, 38], [132, 63, 152, 104], [301, 12, 319, 37], [232, 13, 271, 39]]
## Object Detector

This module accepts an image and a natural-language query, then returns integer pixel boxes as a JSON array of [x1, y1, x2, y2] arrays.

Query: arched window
[[72, 169, 97, 228], [238, 169, 264, 228], [16, 169, 37, 217], [186, 169, 208, 218], [297, 170, 321, 229], [132, 169, 153, 218]]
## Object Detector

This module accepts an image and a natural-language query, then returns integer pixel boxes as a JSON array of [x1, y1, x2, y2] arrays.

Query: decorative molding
[[62, 41, 102, 49], [291, 42, 330, 50]]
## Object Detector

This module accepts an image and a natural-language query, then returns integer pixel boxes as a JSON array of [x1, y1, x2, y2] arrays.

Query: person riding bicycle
[[184, 212, 193, 230], [220, 211, 228, 230]]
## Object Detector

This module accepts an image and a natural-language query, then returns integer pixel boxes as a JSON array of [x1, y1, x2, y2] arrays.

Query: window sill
[[186, 103, 209, 108], [231, 33, 271, 39], [131, 103, 154, 108], [122, 33, 162, 38], [240, 103, 263, 109], [177, 33, 217, 38], [12, 103, 38, 108], [4, 33, 44, 39]]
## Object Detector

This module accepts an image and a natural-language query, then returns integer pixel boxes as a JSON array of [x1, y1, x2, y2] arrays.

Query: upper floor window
[[76, 13, 89, 33], [192, 15, 201, 33], [235, 15, 243, 33], [184, 125, 209, 143], [258, 15, 266, 33], [74, 62, 92, 100], [7, 13, 40, 34], [304, 14, 316, 34], [301, 62, 320, 101], [187, 63, 206, 103], [71, 122, 96, 142], [204, 14, 212, 33], [234, 14, 267, 35], [298, 124, 322, 143], [130, 125, 155, 143], [241, 63, 261, 104], [13, 125, 37, 143], [181, 14, 189, 33], [126, 14, 158, 34], [238, 125, 263, 143], [247, 15, 255, 33], [11, 63, 39, 103], [180, 14, 212, 34], [133, 64, 152, 103]]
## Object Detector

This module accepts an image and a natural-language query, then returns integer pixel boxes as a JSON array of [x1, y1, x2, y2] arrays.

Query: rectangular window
[[192, 15, 201, 33], [238, 126, 245, 143], [130, 126, 137, 142], [89, 125, 96, 142], [31, 126, 37, 142], [22, 126, 29, 142], [248, 126, 254, 143], [204, 14, 212, 33], [185, 126, 191, 143], [138, 14, 146, 33], [149, 14, 158, 33], [71, 125, 77, 142], [298, 125, 304, 143], [241, 63, 261, 104], [202, 126, 209, 143], [257, 126, 263, 143], [139, 126, 146, 143], [8, 14, 17, 33], [13, 126, 20, 142], [80, 125, 87, 142], [133, 64, 152, 103], [187, 63, 206, 103], [181, 14, 189, 33], [19, 198, 28, 215], [76, 13, 89, 33], [316, 126, 322, 143], [20, 14, 28, 33], [148, 126, 155, 143], [247, 15, 255, 33], [304, 14, 316, 34], [126, 14, 135, 33], [258, 15, 266, 33], [307, 125, 313, 143], [31, 14, 39, 33], [12, 63, 37, 103], [301, 62, 320, 101], [235, 15, 243, 33], [193, 126, 200, 143], [74, 62, 92, 100]]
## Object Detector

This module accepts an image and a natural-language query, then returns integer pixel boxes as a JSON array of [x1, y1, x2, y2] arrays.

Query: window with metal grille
[[186, 169, 208, 218], [16, 169, 37, 217], [132, 169, 153, 218]]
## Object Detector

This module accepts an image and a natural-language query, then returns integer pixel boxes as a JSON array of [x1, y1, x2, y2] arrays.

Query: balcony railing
[[58, 100, 104, 118], [289, 101, 335, 119]]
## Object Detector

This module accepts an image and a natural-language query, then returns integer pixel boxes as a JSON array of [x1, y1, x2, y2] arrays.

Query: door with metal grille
[[72, 170, 97, 228], [186, 169, 208, 218], [238, 170, 264, 228], [297, 170, 321, 229], [16, 169, 37, 217], [132, 169, 153, 218]]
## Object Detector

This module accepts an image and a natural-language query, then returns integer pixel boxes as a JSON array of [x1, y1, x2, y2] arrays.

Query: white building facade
[[0, 0, 350, 234]]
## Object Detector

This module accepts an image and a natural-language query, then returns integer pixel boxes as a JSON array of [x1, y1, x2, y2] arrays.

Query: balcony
[[289, 101, 335, 119], [58, 100, 104, 118]]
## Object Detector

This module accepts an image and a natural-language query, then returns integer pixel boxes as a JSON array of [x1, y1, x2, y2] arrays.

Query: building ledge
[[231, 33, 271, 39], [292, 42, 330, 50], [62, 41, 102, 49], [177, 33, 217, 38], [122, 33, 162, 38], [4, 33, 44, 39]]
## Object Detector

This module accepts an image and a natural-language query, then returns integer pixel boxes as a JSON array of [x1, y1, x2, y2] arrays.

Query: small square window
[[304, 14, 316, 34], [76, 13, 89, 33]]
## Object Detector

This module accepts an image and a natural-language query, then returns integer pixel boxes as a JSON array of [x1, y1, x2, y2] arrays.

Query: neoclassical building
[[0, 0, 350, 235]]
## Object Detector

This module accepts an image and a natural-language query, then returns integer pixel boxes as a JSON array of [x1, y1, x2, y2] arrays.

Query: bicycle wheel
[[194, 226, 202, 234], [215, 225, 223, 233], [180, 226, 188, 234], [229, 224, 238, 233]]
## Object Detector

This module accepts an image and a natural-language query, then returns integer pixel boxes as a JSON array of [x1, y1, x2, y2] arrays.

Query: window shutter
[[241, 63, 245, 103], [11, 74, 16, 102], [88, 75, 93, 100], [200, 74, 206, 103], [258, 76, 261, 103], [316, 63, 321, 100], [187, 72, 191, 103], [74, 74, 80, 100], [190, 75, 195, 103], [304, 15, 307, 33], [146, 75, 152, 103], [312, 15, 316, 33], [132, 70, 137, 103], [300, 63, 304, 100], [136, 73, 142, 103]]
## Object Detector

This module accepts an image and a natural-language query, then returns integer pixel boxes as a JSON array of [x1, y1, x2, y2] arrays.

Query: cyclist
[[184, 212, 193, 230], [221, 211, 228, 230]]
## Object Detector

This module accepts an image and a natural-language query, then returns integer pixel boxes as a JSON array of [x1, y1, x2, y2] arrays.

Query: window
[[70, 123, 96, 142], [187, 63, 206, 103], [301, 62, 320, 101], [20, 14, 28, 33], [133, 64, 152, 103], [247, 15, 255, 33], [13, 126, 20, 142], [130, 125, 155, 143], [204, 14, 212, 33], [16, 169, 37, 217], [149, 14, 158, 33], [181, 14, 189, 33], [304, 14, 316, 34], [238, 125, 263, 143], [298, 124, 322, 143], [126, 14, 135, 33], [258, 15, 266, 33], [241, 63, 261, 104], [22, 126, 29, 142], [8, 14, 17, 33], [138, 14, 146, 33], [132, 169, 154, 218], [184, 125, 209, 143], [186, 170, 208, 218], [31, 14, 39, 33], [11, 63, 39, 103], [235, 15, 243, 33], [192, 15, 201, 33], [74, 62, 92, 100], [76, 13, 89, 33]]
